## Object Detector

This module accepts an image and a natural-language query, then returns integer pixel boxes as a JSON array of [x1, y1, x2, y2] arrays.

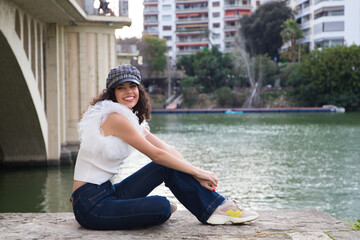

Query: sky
[[115, 0, 144, 39]]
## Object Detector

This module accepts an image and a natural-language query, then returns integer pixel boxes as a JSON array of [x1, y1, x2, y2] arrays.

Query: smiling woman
[[114, 82, 140, 109], [69, 64, 259, 230]]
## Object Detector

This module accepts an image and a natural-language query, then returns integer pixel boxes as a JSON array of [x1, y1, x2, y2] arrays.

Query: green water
[[1, 113, 359, 221]]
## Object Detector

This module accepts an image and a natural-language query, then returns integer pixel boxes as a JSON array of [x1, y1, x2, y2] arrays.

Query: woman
[[70, 64, 259, 230]]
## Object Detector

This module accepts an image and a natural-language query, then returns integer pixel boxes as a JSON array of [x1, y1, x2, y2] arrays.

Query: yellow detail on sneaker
[[225, 209, 244, 218]]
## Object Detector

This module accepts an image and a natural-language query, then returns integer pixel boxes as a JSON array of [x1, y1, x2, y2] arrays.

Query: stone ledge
[[0, 209, 359, 240]]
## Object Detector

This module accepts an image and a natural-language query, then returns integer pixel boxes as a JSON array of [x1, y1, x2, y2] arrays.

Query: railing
[[176, 17, 209, 23], [176, 27, 208, 33], [78, 0, 129, 17], [177, 38, 207, 43], [224, 4, 252, 9], [176, 0, 207, 3], [314, 0, 344, 4]]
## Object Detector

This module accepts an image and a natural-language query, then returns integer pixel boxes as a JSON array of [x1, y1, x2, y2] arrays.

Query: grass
[[350, 220, 360, 230], [340, 218, 360, 231], [325, 232, 336, 240]]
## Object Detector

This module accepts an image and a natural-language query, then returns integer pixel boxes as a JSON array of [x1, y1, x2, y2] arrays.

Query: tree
[[280, 44, 309, 63], [287, 45, 360, 110], [194, 47, 233, 92], [239, 1, 292, 59], [138, 35, 168, 78], [280, 19, 303, 62], [176, 54, 196, 77], [176, 47, 233, 92]]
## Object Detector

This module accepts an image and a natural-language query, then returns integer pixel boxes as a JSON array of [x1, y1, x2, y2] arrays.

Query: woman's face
[[114, 81, 139, 110]]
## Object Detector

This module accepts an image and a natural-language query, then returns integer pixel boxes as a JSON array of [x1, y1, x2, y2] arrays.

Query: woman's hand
[[193, 169, 218, 192]]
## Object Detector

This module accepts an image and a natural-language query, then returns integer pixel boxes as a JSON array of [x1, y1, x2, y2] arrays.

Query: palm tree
[[280, 19, 303, 62]]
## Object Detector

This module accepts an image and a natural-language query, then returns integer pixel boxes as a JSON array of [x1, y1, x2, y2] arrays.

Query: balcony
[[224, 22, 240, 31], [176, 0, 207, 3], [143, 31, 159, 37], [144, 7, 159, 15], [144, 15, 159, 24], [176, 22, 208, 34], [177, 36, 208, 44], [176, 45, 207, 55], [176, 3, 208, 14], [314, 0, 344, 4], [224, 32, 236, 41], [143, 25, 159, 36], [176, 16, 209, 24], [224, 3, 252, 11]]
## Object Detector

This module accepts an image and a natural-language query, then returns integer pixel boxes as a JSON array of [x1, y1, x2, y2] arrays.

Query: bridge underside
[[0, 32, 47, 167]]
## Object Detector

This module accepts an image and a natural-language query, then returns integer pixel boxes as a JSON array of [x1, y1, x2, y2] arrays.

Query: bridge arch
[[0, 15, 48, 166], [1, 0, 132, 166]]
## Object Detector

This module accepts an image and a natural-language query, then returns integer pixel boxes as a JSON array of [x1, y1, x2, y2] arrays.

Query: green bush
[[215, 87, 235, 107], [280, 62, 299, 87], [287, 45, 360, 110], [177, 47, 233, 93], [179, 77, 199, 108], [214, 87, 246, 107]]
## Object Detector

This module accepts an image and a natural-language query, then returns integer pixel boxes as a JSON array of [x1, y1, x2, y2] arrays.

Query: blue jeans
[[70, 162, 225, 230]]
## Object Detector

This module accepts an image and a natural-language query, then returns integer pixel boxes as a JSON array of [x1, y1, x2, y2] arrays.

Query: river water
[[1, 113, 359, 221]]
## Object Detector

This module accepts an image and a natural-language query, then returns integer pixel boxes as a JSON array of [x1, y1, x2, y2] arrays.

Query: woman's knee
[[147, 196, 172, 224]]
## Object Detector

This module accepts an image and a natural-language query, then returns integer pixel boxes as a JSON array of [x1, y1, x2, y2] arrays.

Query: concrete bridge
[[0, 0, 131, 167]]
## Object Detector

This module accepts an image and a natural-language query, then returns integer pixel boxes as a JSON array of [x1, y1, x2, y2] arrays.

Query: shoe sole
[[207, 214, 259, 225]]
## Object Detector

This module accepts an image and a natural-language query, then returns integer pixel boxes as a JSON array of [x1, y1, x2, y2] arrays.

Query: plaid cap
[[106, 64, 141, 89]]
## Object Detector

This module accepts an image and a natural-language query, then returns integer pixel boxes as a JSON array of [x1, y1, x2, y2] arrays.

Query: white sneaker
[[207, 198, 259, 225], [170, 201, 177, 214]]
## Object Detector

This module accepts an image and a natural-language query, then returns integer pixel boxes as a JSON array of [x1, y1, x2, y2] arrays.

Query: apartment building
[[143, 0, 263, 61], [291, 0, 360, 50]]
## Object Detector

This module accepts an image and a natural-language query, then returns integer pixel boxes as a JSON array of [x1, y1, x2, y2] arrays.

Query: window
[[314, 21, 344, 34], [213, 2, 220, 7], [315, 38, 344, 48], [145, 15, 158, 22], [162, 15, 171, 21], [324, 21, 344, 32], [162, 4, 171, 11], [163, 25, 172, 31], [213, 33, 220, 39], [213, 12, 220, 18], [144, 26, 158, 32], [213, 23, 220, 28], [314, 7, 344, 20], [163, 36, 172, 41], [144, 5, 158, 11]]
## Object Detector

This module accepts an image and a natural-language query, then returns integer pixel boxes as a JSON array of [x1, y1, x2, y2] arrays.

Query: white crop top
[[73, 100, 149, 184]]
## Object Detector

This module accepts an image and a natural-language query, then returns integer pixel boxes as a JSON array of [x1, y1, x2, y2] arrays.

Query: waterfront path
[[1, 210, 359, 240]]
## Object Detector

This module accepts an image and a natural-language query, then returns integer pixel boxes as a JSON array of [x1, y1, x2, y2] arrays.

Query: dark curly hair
[[90, 85, 151, 124]]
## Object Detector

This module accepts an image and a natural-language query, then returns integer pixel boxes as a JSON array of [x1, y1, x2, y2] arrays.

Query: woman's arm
[[145, 130, 218, 191], [101, 113, 218, 190], [144, 129, 185, 161]]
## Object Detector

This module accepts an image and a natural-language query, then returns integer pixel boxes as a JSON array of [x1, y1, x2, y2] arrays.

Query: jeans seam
[[200, 195, 222, 221], [171, 172, 212, 222]]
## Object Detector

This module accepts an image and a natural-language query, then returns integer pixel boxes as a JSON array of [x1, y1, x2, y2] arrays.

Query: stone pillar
[[65, 26, 117, 143], [45, 23, 61, 162], [66, 32, 80, 143]]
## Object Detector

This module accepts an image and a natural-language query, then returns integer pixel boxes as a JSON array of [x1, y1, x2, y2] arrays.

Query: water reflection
[[0, 113, 359, 221], [0, 167, 73, 213]]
